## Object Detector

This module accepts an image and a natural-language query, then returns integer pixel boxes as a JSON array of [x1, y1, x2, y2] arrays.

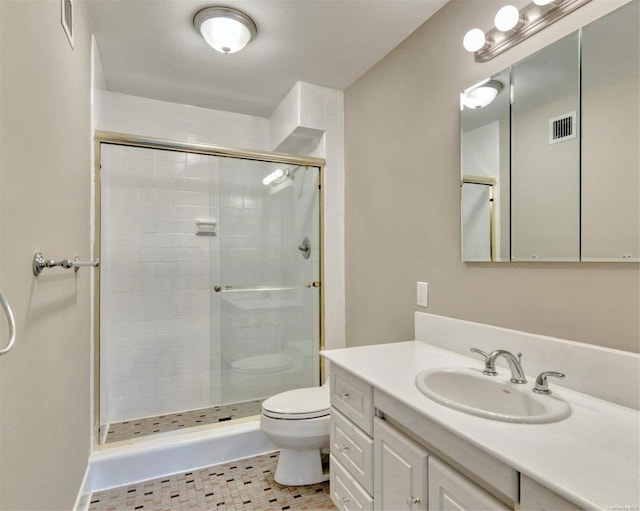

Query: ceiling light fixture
[[463, 0, 592, 62], [461, 80, 503, 109], [194, 6, 257, 54]]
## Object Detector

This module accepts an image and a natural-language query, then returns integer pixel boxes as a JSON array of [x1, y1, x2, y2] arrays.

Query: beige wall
[[0, 0, 92, 508], [344, 0, 639, 353]]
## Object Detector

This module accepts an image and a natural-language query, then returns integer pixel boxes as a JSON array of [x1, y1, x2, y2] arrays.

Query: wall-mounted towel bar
[[0, 291, 16, 356], [33, 252, 100, 277]]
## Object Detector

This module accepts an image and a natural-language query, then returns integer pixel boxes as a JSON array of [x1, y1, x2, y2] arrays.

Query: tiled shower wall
[[101, 145, 319, 424], [101, 145, 220, 423]]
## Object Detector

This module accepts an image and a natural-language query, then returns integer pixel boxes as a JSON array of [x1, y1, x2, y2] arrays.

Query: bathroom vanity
[[322, 313, 640, 510]]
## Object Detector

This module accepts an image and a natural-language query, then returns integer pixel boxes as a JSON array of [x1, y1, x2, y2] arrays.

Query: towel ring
[[0, 291, 16, 356]]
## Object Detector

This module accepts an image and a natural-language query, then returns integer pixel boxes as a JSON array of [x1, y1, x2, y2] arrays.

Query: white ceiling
[[86, 0, 448, 118]]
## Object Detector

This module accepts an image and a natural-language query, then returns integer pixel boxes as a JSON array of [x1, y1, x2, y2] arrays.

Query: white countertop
[[322, 341, 640, 510]]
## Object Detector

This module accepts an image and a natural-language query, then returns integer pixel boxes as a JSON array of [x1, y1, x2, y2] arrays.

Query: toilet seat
[[262, 386, 330, 420]]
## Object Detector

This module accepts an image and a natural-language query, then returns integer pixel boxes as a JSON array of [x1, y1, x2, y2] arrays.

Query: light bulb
[[463, 28, 487, 52], [199, 17, 252, 54], [495, 5, 521, 32], [263, 169, 284, 186]]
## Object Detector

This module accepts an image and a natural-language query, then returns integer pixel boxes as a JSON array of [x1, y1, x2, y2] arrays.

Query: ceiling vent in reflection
[[549, 112, 577, 144]]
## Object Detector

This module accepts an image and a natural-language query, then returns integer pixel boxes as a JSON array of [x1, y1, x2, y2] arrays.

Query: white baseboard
[[73, 464, 91, 511]]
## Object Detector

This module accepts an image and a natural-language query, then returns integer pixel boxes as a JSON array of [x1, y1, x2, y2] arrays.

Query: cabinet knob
[[340, 391, 350, 398], [340, 444, 350, 451], [341, 496, 350, 503], [406, 496, 421, 507]]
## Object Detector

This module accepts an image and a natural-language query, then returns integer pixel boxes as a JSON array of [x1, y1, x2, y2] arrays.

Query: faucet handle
[[533, 371, 565, 395], [470, 347, 490, 360], [470, 348, 498, 375]]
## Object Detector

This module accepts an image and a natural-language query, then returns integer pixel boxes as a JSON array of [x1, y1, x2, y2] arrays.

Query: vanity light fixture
[[194, 6, 257, 54], [463, 0, 592, 62], [461, 80, 503, 110]]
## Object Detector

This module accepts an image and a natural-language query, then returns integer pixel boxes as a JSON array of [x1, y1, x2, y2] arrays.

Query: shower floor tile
[[105, 400, 264, 444], [88, 452, 335, 511]]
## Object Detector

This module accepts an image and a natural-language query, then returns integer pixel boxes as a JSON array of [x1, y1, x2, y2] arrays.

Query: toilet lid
[[262, 385, 330, 420]]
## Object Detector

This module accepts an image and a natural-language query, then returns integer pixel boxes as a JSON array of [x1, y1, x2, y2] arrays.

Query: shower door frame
[[93, 130, 326, 450]]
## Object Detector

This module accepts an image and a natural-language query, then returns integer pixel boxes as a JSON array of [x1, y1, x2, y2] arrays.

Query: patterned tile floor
[[105, 400, 264, 443], [88, 452, 335, 511]]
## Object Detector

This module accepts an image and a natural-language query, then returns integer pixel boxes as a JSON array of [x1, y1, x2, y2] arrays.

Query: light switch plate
[[417, 282, 428, 308]]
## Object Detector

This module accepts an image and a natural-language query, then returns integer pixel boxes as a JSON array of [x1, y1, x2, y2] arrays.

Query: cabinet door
[[520, 475, 581, 511], [373, 418, 428, 511], [428, 456, 510, 511]]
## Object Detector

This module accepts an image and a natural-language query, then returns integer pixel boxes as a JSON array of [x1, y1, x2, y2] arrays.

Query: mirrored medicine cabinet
[[461, 0, 639, 262]]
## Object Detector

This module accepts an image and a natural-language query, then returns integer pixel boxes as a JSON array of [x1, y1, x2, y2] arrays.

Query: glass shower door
[[212, 159, 321, 408]]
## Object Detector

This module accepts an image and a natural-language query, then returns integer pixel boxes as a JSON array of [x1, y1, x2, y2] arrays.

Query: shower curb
[[83, 420, 275, 494]]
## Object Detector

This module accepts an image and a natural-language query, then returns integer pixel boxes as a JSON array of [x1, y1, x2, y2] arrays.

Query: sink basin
[[415, 367, 570, 423]]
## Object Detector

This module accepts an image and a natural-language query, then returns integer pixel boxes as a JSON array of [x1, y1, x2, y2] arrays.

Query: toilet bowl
[[260, 384, 330, 486]]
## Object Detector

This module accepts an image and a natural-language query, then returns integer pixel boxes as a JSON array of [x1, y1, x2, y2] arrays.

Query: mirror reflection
[[581, 0, 639, 261], [511, 31, 580, 262], [461, 69, 510, 262], [460, 0, 638, 263]]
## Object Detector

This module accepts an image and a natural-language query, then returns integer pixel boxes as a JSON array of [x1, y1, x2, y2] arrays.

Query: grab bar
[[0, 291, 16, 356], [33, 252, 100, 277]]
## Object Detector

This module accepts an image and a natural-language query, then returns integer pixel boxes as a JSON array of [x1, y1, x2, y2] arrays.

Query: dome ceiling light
[[194, 6, 257, 54], [461, 80, 503, 109]]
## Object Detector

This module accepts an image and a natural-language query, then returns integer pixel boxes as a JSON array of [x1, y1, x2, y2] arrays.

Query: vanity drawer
[[331, 366, 374, 435], [331, 407, 374, 494], [330, 455, 374, 511]]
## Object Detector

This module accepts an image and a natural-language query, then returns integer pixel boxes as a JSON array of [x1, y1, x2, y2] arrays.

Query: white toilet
[[260, 384, 330, 486]]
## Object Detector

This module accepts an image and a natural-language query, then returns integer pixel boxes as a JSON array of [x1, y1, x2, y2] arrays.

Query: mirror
[[461, 69, 510, 261], [460, 0, 639, 263], [581, 0, 639, 261], [511, 31, 580, 262]]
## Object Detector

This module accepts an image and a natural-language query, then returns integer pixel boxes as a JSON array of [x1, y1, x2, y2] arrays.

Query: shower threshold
[[105, 399, 264, 444]]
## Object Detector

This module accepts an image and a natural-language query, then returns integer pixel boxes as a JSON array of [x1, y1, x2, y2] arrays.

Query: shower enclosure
[[95, 134, 323, 445]]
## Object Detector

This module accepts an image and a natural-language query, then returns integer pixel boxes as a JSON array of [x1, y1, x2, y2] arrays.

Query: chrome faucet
[[471, 348, 528, 384]]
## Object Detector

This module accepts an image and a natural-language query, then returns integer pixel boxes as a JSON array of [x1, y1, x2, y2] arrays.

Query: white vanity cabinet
[[329, 365, 521, 511], [322, 317, 639, 510], [330, 366, 375, 510], [373, 417, 428, 510]]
